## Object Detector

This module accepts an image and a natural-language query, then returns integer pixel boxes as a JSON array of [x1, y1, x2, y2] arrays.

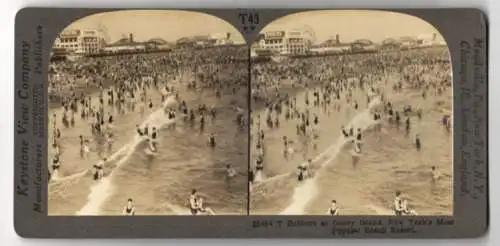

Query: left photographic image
[[47, 10, 249, 216]]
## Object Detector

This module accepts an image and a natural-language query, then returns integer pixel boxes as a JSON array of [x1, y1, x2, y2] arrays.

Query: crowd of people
[[49, 42, 452, 216], [250, 47, 452, 215], [48, 45, 248, 215]]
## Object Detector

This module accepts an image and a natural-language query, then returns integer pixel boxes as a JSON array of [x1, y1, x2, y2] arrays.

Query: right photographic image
[[249, 10, 453, 216]]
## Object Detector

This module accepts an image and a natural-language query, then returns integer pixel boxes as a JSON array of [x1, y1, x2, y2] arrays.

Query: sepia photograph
[[47, 10, 249, 216], [249, 10, 453, 216]]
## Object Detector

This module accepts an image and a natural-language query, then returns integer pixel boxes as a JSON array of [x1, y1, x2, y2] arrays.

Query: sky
[[261, 10, 445, 44], [63, 10, 445, 45], [64, 10, 246, 44]]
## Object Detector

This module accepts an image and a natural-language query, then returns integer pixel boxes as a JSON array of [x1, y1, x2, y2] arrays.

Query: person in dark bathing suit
[[188, 189, 199, 215], [52, 156, 60, 173], [150, 127, 158, 152], [341, 126, 349, 138], [248, 170, 254, 184], [405, 117, 411, 134], [208, 133, 216, 148], [327, 200, 339, 215], [297, 159, 311, 181], [415, 133, 422, 151], [93, 158, 106, 180], [122, 198, 136, 216], [225, 164, 236, 178], [255, 156, 264, 172], [136, 124, 144, 136]]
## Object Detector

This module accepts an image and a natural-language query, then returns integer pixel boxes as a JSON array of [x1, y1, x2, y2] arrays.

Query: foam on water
[[279, 97, 383, 215], [50, 143, 132, 184], [254, 170, 265, 183], [76, 96, 178, 215]]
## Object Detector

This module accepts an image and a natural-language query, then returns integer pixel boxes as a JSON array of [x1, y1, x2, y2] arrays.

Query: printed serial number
[[252, 220, 284, 228]]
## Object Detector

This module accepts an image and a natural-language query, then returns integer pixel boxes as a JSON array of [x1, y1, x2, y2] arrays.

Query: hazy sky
[[261, 10, 445, 44], [63, 10, 444, 45], [65, 10, 246, 43]]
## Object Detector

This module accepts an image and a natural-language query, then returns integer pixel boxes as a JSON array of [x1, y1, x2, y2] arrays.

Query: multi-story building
[[52, 29, 104, 55], [252, 30, 312, 56], [53, 29, 80, 52], [285, 30, 311, 55], [79, 29, 102, 54], [262, 30, 287, 53]]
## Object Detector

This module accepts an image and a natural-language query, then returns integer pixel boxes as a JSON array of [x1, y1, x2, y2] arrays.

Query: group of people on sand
[[250, 47, 452, 215], [48, 46, 249, 215]]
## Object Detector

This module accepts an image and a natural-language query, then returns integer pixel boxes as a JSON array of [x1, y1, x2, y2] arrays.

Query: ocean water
[[48, 72, 249, 215], [250, 74, 452, 216]]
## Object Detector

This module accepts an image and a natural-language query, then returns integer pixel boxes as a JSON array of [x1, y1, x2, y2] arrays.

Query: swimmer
[[82, 139, 90, 159], [52, 143, 60, 158], [401, 196, 418, 215], [351, 142, 362, 166], [208, 133, 216, 148], [52, 155, 60, 172], [106, 131, 114, 152], [341, 126, 349, 138], [283, 136, 288, 156], [93, 158, 106, 180], [122, 198, 136, 216], [136, 124, 144, 136], [297, 159, 311, 181], [187, 189, 199, 215], [327, 200, 340, 215], [226, 164, 237, 178], [248, 170, 254, 184], [356, 128, 362, 142], [150, 127, 158, 152], [405, 117, 411, 134], [415, 133, 422, 151], [255, 157, 264, 172], [195, 197, 215, 215], [393, 191, 404, 216], [431, 166, 442, 181]]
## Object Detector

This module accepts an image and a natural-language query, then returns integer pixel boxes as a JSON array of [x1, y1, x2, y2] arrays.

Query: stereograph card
[[13, 8, 488, 238]]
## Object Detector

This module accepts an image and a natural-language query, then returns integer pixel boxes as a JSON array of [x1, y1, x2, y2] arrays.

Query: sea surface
[[48, 72, 249, 216], [250, 74, 453, 215]]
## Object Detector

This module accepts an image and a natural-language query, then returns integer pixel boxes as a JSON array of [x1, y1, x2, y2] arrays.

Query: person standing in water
[[136, 124, 144, 137], [150, 127, 158, 152], [405, 117, 411, 135], [393, 191, 404, 216], [415, 133, 422, 151], [122, 198, 136, 216], [341, 125, 349, 138], [195, 197, 215, 215], [51, 155, 61, 177], [297, 159, 311, 181], [327, 200, 340, 215], [226, 164, 236, 179], [93, 158, 106, 180], [208, 133, 216, 148], [248, 170, 254, 186], [351, 140, 362, 166], [431, 166, 442, 182], [188, 189, 199, 215]]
